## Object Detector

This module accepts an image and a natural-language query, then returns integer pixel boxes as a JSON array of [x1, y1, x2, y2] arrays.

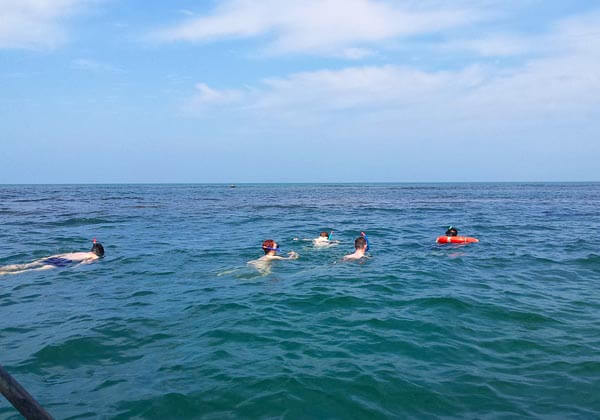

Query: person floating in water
[[247, 239, 299, 274], [446, 226, 458, 237], [436, 226, 479, 244], [293, 230, 339, 248], [343, 232, 370, 260], [312, 231, 340, 248], [0, 239, 105, 276]]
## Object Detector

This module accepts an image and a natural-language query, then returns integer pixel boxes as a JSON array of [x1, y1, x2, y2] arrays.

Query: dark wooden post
[[0, 364, 54, 420]]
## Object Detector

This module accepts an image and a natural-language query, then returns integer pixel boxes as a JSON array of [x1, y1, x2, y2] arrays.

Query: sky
[[1, 0, 599, 183]]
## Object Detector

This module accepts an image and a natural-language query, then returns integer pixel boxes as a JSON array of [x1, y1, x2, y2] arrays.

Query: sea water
[[1, 183, 599, 419]]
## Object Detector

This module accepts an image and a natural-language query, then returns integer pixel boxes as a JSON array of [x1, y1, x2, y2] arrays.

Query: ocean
[[1, 183, 599, 419]]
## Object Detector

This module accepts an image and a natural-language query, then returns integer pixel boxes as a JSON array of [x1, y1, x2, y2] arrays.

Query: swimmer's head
[[319, 232, 329, 238], [354, 236, 367, 251], [91, 241, 104, 257], [262, 239, 279, 254], [446, 226, 458, 237]]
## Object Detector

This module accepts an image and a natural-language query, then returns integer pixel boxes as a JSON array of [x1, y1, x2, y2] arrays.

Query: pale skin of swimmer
[[342, 242, 368, 260], [0, 252, 100, 276], [341, 232, 370, 261], [312, 236, 340, 247], [294, 232, 339, 247], [247, 242, 299, 274]]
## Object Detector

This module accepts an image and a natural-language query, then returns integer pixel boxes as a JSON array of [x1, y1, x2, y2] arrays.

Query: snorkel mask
[[446, 226, 458, 236], [262, 245, 281, 253]]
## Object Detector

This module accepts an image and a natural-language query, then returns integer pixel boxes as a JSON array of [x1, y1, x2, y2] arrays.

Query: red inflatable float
[[436, 236, 479, 244]]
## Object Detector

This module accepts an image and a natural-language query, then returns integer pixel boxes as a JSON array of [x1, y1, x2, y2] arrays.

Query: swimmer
[[436, 226, 479, 244], [313, 231, 339, 247], [247, 239, 298, 274], [293, 230, 339, 248], [0, 239, 105, 276], [445, 226, 458, 237], [343, 232, 370, 260]]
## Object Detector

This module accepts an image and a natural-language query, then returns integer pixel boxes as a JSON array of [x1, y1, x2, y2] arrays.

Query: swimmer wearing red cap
[[247, 239, 299, 274]]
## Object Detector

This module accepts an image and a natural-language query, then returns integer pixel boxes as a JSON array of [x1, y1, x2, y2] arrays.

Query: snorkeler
[[255, 240, 298, 261], [293, 230, 339, 247], [313, 231, 339, 247], [445, 226, 458, 236], [247, 239, 298, 274], [343, 232, 370, 260], [436, 227, 479, 244], [0, 239, 105, 276]]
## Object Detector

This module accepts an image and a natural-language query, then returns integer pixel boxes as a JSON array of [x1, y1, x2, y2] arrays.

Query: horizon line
[[1, 181, 599, 186]]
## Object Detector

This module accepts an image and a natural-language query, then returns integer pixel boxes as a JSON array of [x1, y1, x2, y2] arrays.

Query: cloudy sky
[[1, 0, 599, 182]]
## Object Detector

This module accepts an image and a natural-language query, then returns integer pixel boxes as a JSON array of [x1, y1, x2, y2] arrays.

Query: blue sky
[[1, 0, 599, 183]]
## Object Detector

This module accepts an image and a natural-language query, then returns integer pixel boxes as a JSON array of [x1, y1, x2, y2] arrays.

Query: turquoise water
[[1, 183, 599, 419]]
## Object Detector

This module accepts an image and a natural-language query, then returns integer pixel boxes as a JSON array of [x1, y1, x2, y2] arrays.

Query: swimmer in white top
[[247, 239, 298, 274], [343, 232, 369, 260], [312, 231, 339, 247], [294, 231, 339, 248], [0, 240, 104, 276]]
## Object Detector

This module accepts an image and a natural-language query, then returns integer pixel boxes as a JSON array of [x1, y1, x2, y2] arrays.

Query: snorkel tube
[[361, 231, 370, 252], [328, 231, 334, 240]]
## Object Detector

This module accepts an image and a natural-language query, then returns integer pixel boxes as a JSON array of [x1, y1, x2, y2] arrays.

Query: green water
[[1, 184, 599, 418]]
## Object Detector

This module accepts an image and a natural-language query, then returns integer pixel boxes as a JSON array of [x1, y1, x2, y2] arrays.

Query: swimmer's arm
[[269, 252, 299, 260]]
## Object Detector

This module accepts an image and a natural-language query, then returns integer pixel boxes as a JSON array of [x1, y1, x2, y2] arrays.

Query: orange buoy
[[436, 236, 479, 244]]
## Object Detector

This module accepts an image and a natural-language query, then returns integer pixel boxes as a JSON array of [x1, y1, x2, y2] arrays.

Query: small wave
[[22, 336, 139, 370], [115, 392, 204, 419], [409, 296, 473, 311], [482, 305, 559, 324], [13, 197, 61, 203], [570, 253, 600, 267], [48, 217, 115, 227], [100, 196, 144, 201]]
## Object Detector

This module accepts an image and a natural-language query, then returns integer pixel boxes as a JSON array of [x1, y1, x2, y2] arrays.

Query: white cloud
[[446, 34, 538, 57], [340, 47, 374, 60], [184, 12, 600, 127], [0, 0, 90, 49], [71, 58, 122, 73], [445, 10, 600, 59], [183, 83, 246, 113], [152, 0, 478, 57]]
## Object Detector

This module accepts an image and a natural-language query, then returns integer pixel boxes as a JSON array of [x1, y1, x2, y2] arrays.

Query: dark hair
[[446, 227, 458, 237], [262, 239, 276, 254], [91, 242, 104, 257], [320, 231, 329, 238], [354, 236, 367, 250]]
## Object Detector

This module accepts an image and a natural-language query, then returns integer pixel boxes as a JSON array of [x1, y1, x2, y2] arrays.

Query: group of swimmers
[[248, 231, 369, 266], [245, 231, 370, 274], [0, 227, 471, 276], [248, 226, 474, 271]]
